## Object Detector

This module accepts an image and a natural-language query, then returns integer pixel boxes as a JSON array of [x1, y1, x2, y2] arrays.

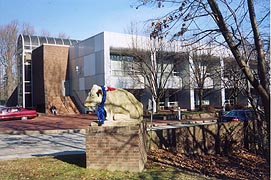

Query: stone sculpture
[[84, 84, 143, 125]]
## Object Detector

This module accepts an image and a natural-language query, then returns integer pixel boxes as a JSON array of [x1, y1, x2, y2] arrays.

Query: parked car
[[0, 106, 37, 120], [0, 105, 6, 111], [219, 109, 255, 122]]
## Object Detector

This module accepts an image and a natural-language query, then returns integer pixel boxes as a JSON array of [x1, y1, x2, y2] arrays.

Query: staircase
[[46, 96, 80, 114]]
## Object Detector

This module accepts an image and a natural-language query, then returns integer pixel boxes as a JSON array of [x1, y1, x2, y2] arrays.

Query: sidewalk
[[0, 114, 92, 160], [0, 133, 86, 160]]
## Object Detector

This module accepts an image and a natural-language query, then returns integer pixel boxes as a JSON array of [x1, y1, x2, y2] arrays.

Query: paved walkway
[[0, 114, 93, 160], [0, 133, 85, 160], [0, 114, 96, 135]]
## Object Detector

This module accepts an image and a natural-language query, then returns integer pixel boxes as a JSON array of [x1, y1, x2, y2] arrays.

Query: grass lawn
[[0, 154, 213, 180]]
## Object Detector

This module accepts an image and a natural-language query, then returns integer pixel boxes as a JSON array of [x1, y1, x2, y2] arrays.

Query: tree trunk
[[198, 88, 203, 111], [247, 0, 270, 160], [207, 0, 270, 160], [156, 97, 160, 113]]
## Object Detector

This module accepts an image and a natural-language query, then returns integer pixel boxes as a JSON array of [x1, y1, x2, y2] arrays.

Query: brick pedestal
[[86, 122, 147, 172]]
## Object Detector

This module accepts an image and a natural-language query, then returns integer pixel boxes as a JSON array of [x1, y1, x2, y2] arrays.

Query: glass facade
[[16, 34, 80, 108], [110, 54, 141, 76]]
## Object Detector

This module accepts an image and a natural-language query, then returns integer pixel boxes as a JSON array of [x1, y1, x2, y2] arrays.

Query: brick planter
[[86, 122, 147, 172]]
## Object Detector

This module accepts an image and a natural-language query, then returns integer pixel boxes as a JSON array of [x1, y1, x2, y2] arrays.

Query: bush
[[233, 104, 246, 109], [202, 105, 215, 112], [225, 104, 232, 111]]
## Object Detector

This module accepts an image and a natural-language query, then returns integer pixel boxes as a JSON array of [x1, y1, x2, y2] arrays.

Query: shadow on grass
[[54, 153, 86, 168]]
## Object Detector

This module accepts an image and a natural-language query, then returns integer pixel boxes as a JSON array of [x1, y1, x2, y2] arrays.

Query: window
[[63, 39, 71, 45], [39, 37, 47, 44], [23, 35, 30, 46], [24, 64, 31, 81], [47, 37, 55, 44], [110, 54, 133, 62], [110, 54, 139, 76], [31, 36, 39, 46], [55, 38, 63, 45]]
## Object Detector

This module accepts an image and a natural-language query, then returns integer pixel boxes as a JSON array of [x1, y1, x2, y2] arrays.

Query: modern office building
[[68, 32, 229, 112], [15, 32, 254, 114]]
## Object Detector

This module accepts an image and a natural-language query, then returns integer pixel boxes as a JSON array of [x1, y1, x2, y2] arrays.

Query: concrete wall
[[69, 32, 148, 112], [69, 33, 105, 113]]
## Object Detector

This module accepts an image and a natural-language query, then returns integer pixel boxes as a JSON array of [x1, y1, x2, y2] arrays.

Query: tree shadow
[[147, 120, 270, 179], [54, 153, 86, 168]]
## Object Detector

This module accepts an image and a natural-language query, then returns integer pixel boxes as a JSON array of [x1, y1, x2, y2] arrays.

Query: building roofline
[[17, 34, 80, 47]]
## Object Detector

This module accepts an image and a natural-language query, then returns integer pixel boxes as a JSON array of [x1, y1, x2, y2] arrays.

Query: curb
[[0, 128, 86, 135]]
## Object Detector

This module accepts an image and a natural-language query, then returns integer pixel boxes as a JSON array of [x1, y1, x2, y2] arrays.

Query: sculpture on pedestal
[[84, 84, 143, 125]]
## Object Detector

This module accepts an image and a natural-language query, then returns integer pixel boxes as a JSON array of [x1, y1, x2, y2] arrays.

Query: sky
[[1, 0, 269, 41], [0, 0, 172, 40]]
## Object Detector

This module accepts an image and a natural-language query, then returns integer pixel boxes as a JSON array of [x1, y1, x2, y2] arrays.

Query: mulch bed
[[147, 149, 270, 180]]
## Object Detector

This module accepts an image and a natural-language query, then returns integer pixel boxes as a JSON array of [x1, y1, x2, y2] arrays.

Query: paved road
[[0, 133, 86, 160]]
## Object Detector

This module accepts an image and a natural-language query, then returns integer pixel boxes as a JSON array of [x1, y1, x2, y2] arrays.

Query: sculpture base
[[90, 120, 141, 127], [86, 122, 147, 172]]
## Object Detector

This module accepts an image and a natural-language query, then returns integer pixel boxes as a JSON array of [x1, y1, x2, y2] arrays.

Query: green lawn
[[0, 154, 213, 180]]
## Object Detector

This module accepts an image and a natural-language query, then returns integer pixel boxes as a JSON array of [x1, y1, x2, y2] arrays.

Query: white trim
[[19, 35, 26, 108]]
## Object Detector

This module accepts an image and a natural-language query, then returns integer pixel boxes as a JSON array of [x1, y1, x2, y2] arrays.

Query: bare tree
[[58, 32, 69, 39], [189, 52, 220, 111], [0, 21, 19, 103], [112, 35, 185, 112], [40, 29, 51, 37], [223, 57, 251, 106], [21, 23, 35, 35], [138, 42, 185, 112], [135, 0, 270, 159]]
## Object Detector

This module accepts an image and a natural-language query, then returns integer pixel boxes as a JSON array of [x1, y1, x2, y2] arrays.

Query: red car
[[0, 106, 37, 120]]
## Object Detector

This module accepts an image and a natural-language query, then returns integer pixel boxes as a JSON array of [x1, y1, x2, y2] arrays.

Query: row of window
[[109, 54, 250, 90], [110, 54, 134, 62], [110, 54, 182, 77]]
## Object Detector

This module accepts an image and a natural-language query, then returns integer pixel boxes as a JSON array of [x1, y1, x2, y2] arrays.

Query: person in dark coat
[[50, 105, 57, 115]]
